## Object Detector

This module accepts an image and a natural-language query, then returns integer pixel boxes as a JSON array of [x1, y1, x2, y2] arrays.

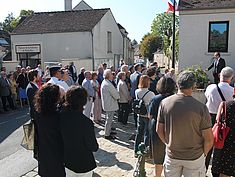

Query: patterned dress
[[212, 100, 235, 176]]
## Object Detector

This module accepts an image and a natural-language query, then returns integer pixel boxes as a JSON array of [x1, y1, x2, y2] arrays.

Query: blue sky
[[0, 0, 168, 42]]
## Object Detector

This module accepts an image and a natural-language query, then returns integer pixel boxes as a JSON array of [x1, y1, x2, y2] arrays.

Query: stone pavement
[[22, 114, 212, 177]]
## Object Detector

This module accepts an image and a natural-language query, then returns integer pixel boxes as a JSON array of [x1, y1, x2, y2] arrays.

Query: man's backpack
[[132, 91, 149, 115]]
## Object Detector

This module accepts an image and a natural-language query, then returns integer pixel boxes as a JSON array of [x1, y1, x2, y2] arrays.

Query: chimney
[[65, 0, 72, 11]]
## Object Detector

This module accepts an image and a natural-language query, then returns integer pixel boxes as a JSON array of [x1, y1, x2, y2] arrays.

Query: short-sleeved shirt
[[157, 94, 212, 160]]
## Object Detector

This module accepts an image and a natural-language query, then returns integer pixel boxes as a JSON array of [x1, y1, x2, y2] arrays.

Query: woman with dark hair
[[60, 86, 99, 177], [147, 67, 158, 95], [148, 76, 176, 177], [34, 83, 65, 177]]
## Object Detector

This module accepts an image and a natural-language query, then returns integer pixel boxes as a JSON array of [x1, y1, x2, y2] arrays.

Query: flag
[[167, 0, 178, 13]]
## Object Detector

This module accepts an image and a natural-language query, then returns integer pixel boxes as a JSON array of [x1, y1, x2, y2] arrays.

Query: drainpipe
[[91, 31, 95, 70], [123, 35, 125, 64]]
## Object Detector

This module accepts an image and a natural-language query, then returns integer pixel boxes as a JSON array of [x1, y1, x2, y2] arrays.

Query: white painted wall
[[11, 32, 92, 68], [92, 10, 123, 68], [179, 10, 235, 80]]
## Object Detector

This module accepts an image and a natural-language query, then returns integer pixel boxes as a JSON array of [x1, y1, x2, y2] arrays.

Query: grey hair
[[120, 65, 128, 72], [84, 71, 91, 78], [220, 66, 234, 81], [103, 69, 112, 79], [177, 71, 196, 89]]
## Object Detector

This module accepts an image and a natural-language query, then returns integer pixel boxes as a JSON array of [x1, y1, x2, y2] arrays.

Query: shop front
[[15, 44, 41, 68]]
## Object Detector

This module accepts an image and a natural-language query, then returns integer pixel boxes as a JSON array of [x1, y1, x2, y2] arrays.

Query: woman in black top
[[212, 100, 235, 177], [34, 83, 65, 177], [60, 86, 99, 176], [148, 77, 176, 177]]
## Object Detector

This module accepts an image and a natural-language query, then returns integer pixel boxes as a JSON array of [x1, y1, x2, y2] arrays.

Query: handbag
[[21, 120, 35, 150], [212, 101, 230, 149]]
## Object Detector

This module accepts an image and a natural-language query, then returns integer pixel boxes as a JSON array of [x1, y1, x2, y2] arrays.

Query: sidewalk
[[22, 114, 212, 177]]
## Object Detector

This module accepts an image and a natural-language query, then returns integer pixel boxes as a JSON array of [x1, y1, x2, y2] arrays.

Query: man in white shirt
[[47, 66, 69, 93], [204, 66, 234, 170]]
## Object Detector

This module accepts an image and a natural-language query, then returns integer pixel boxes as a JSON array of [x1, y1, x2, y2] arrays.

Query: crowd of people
[[0, 52, 234, 177]]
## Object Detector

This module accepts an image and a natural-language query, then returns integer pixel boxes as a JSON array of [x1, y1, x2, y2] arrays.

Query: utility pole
[[172, 0, 176, 68]]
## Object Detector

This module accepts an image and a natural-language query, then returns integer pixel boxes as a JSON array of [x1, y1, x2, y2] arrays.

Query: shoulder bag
[[212, 85, 230, 149]]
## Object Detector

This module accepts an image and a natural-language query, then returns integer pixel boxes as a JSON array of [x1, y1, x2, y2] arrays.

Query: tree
[[164, 29, 179, 62], [0, 10, 34, 32], [19, 10, 34, 17], [140, 33, 163, 62], [0, 13, 15, 32], [150, 12, 180, 62], [151, 13, 179, 38]]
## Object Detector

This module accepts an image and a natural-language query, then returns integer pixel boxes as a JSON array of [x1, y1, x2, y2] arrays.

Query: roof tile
[[179, 0, 235, 10], [12, 8, 109, 34]]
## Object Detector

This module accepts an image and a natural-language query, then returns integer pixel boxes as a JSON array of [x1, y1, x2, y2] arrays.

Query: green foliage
[[151, 13, 179, 38], [0, 13, 15, 32], [149, 13, 180, 62], [186, 65, 210, 89], [140, 33, 163, 62], [0, 10, 34, 32], [19, 10, 34, 17]]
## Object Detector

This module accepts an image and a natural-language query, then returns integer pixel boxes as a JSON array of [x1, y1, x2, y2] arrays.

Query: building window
[[107, 31, 112, 53], [208, 21, 229, 52]]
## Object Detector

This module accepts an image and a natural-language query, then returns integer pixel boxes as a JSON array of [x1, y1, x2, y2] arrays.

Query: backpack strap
[[141, 91, 150, 100], [216, 84, 226, 101]]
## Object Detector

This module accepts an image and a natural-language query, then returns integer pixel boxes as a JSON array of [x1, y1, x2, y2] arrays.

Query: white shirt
[[205, 82, 234, 114], [36, 68, 43, 77], [135, 88, 155, 117], [47, 77, 69, 92]]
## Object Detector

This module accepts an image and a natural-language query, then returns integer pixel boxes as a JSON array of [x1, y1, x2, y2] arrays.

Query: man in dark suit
[[68, 62, 77, 82], [207, 52, 226, 84], [26, 69, 39, 119], [26, 69, 39, 159]]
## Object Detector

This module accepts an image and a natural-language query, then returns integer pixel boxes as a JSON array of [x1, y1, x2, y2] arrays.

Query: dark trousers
[[205, 113, 217, 171], [213, 73, 219, 84], [1, 95, 14, 111], [134, 115, 149, 153], [118, 103, 130, 125], [134, 113, 137, 128]]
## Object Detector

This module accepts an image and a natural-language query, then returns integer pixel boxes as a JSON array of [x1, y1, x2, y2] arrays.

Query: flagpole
[[172, 0, 176, 68]]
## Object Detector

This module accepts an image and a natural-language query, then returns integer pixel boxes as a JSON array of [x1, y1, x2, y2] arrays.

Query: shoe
[[110, 131, 117, 135], [104, 135, 116, 140], [111, 127, 116, 131]]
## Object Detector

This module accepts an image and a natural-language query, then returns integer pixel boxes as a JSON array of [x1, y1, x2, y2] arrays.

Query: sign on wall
[[16, 44, 41, 53]]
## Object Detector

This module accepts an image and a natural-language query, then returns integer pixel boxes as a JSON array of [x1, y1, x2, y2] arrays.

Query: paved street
[[0, 109, 212, 177], [0, 108, 37, 177]]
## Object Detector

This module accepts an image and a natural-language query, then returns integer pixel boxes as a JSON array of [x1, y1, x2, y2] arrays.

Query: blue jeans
[[134, 115, 150, 153]]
